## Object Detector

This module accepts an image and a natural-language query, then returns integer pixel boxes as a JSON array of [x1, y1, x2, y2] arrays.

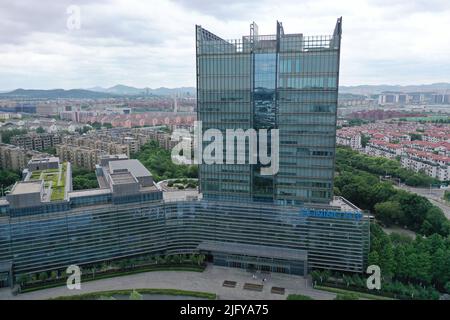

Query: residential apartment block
[[56, 144, 103, 170], [10, 133, 61, 151], [336, 121, 450, 181], [0, 143, 45, 171]]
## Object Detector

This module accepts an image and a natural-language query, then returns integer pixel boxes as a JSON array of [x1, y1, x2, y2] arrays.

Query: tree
[[445, 282, 450, 294], [42, 147, 57, 155], [36, 127, 46, 134], [369, 224, 396, 277], [361, 135, 370, 148], [0, 128, 28, 144], [370, 183, 395, 207], [374, 201, 404, 226], [421, 207, 449, 237], [129, 290, 143, 300], [132, 140, 198, 182], [50, 271, 58, 280], [90, 122, 102, 130], [0, 169, 21, 189], [38, 272, 48, 282], [71, 166, 99, 190], [392, 192, 432, 231], [334, 293, 358, 300], [16, 274, 28, 286], [76, 126, 92, 134], [409, 133, 422, 141]]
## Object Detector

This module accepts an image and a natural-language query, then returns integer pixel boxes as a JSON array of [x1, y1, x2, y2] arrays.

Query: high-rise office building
[[196, 18, 342, 205], [0, 18, 370, 289]]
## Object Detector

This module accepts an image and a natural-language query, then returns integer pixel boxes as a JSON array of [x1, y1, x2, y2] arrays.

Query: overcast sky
[[0, 0, 449, 90]]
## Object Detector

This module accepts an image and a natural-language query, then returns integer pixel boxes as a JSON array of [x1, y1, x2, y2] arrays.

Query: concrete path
[[0, 265, 335, 300]]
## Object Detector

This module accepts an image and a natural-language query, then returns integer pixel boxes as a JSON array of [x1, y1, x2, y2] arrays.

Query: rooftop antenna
[[250, 21, 258, 49]]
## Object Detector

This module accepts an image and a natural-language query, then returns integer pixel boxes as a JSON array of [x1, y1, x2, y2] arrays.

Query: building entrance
[[198, 241, 307, 276]]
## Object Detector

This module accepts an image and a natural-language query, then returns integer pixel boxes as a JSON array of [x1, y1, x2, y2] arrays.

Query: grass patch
[[287, 294, 314, 300], [51, 187, 65, 201], [315, 285, 394, 300], [51, 288, 216, 300]]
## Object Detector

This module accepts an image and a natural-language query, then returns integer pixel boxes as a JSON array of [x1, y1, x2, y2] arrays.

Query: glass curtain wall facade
[[196, 18, 342, 204], [0, 198, 369, 281]]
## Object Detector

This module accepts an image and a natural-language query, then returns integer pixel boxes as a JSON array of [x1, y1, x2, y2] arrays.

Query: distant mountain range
[[87, 84, 196, 96], [0, 85, 196, 99], [339, 83, 450, 95], [1, 83, 449, 99], [0, 88, 117, 99]]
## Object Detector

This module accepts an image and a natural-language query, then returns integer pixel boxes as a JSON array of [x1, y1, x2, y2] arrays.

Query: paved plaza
[[0, 264, 336, 300]]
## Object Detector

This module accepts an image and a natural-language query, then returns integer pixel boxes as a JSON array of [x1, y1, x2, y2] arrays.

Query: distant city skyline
[[0, 0, 449, 90]]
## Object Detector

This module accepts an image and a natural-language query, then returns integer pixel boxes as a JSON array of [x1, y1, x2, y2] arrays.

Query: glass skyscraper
[[0, 18, 371, 289], [196, 18, 342, 205]]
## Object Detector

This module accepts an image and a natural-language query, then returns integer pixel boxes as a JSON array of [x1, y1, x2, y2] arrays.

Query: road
[[394, 185, 450, 220]]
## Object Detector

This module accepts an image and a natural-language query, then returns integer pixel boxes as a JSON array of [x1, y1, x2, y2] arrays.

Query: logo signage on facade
[[299, 208, 363, 221]]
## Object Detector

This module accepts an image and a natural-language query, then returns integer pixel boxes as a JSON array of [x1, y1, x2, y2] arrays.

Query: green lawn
[[32, 162, 67, 201], [287, 294, 314, 300], [30, 171, 42, 179]]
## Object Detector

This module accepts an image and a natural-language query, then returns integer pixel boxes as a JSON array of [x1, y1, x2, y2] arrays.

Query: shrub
[[334, 293, 359, 300], [38, 272, 48, 282]]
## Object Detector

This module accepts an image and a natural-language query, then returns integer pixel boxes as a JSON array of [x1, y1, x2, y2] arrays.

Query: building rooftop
[[28, 157, 59, 165], [109, 171, 137, 185], [10, 181, 42, 195], [68, 188, 111, 199], [109, 159, 152, 178], [26, 162, 69, 202]]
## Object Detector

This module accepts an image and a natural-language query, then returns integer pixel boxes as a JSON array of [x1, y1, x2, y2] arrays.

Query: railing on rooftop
[[198, 34, 337, 55]]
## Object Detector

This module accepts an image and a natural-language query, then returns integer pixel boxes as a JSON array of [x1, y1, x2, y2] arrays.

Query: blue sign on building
[[299, 208, 363, 221]]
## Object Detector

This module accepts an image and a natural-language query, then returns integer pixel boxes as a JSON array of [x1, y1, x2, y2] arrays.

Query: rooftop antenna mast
[[250, 21, 259, 49]]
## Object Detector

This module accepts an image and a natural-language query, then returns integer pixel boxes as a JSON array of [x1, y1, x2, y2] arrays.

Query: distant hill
[[88, 84, 196, 96], [339, 83, 450, 95], [150, 87, 196, 96], [89, 84, 146, 95], [0, 88, 117, 99]]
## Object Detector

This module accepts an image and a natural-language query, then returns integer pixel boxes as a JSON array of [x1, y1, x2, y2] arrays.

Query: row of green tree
[[335, 147, 450, 236], [369, 223, 450, 295], [312, 264, 443, 300], [336, 146, 440, 187], [0, 128, 28, 144], [88, 122, 113, 130], [132, 140, 198, 182], [0, 169, 21, 190]]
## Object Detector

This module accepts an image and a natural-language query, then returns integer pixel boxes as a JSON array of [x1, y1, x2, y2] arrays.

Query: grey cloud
[[0, 0, 449, 89], [171, 0, 272, 20], [0, 0, 111, 44], [367, 0, 450, 14]]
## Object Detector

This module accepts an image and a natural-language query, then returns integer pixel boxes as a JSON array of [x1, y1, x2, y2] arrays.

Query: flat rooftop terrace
[[109, 159, 152, 178], [27, 162, 68, 201], [10, 181, 42, 195], [110, 172, 137, 185]]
